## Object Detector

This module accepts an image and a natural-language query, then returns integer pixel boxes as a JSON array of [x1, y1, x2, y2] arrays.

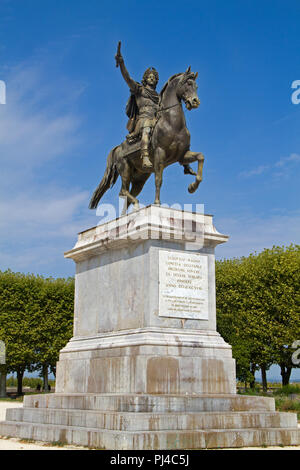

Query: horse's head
[[177, 66, 200, 110]]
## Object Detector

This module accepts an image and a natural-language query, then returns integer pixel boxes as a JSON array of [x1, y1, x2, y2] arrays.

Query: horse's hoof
[[188, 183, 196, 193]]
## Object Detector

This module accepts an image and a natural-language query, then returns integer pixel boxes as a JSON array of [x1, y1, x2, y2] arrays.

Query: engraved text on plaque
[[159, 250, 209, 319]]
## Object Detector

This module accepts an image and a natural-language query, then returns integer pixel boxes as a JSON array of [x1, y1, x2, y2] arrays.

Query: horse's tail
[[89, 146, 119, 209]]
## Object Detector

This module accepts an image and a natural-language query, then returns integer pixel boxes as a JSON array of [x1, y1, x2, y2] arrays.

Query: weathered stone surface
[[55, 206, 235, 396], [1, 392, 299, 449], [1, 420, 300, 449], [55, 329, 236, 394], [22, 392, 277, 412], [5, 405, 297, 431]]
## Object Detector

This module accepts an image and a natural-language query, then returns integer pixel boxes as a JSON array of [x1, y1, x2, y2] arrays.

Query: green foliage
[[275, 397, 300, 419], [273, 384, 300, 396], [0, 270, 74, 390], [6, 376, 55, 389], [216, 244, 300, 385], [30, 276, 74, 373]]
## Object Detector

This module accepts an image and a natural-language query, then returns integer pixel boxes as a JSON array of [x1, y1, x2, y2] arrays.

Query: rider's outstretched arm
[[115, 42, 138, 92]]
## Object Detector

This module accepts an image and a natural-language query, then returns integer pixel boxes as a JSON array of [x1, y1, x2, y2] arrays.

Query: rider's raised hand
[[115, 41, 123, 67]]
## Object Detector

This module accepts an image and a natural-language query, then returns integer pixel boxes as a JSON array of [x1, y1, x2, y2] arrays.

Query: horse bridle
[[156, 102, 181, 114]]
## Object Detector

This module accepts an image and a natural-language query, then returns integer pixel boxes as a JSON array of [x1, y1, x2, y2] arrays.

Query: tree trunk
[[280, 364, 292, 386], [250, 363, 256, 389], [0, 365, 7, 398], [16, 367, 25, 395], [42, 364, 49, 392], [260, 364, 268, 392]]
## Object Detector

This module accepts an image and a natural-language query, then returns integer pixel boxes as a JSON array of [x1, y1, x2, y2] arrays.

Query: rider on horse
[[89, 50, 203, 212], [115, 42, 197, 176], [115, 42, 159, 170]]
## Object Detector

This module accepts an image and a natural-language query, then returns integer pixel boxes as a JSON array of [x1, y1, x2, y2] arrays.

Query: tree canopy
[[216, 244, 300, 388], [0, 270, 74, 394]]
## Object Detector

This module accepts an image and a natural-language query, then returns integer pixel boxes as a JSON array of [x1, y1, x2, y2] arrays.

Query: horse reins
[[156, 102, 181, 114]]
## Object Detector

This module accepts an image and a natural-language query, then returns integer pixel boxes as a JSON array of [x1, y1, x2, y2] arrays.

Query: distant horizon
[[7, 368, 300, 384]]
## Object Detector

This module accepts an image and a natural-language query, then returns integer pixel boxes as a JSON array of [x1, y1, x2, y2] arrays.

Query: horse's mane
[[159, 71, 196, 103], [159, 73, 183, 102]]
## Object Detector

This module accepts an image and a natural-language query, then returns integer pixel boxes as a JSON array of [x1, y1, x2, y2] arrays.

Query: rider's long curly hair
[[142, 67, 159, 86]]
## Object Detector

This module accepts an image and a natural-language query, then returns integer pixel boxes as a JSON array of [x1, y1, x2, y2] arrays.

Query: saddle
[[120, 139, 145, 160]]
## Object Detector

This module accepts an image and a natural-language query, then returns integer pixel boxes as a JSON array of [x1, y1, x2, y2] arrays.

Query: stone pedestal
[[1, 206, 299, 449], [56, 205, 236, 396]]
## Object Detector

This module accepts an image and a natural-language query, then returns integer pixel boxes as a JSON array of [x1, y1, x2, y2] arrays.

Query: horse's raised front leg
[[153, 148, 165, 205], [181, 151, 204, 194]]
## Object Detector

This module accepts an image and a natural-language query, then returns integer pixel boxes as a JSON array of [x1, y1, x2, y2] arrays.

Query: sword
[[115, 41, 122, 68]]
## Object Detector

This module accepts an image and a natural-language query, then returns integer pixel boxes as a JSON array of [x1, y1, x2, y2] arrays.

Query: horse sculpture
[[89, 67, 204, 214]]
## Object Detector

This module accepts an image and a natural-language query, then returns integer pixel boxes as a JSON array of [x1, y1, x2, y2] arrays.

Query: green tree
[[0, 270, 42, 394], [216, 257, 271, 388], [0, 270, 74, 395], [32, 276, 74, 390], [254, 245, 300, 386], [216, 245, 300, 388]]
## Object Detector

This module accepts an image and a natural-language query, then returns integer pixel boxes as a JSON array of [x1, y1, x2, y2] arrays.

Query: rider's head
[[142, 67, 159, 88]]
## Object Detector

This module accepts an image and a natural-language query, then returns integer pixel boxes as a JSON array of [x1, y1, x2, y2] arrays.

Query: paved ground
[[0, 400, 299, 451]]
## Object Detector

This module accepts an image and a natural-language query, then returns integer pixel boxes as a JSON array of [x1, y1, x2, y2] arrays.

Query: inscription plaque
[[159, 250, 209, 319]]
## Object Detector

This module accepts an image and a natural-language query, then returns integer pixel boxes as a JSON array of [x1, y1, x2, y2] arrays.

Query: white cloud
[[0, 60, 94, 276], [275, 153, 300, 168], [239, 153, 300, 179], [0, 191, 90, 233], [239, 165, 269, 178], [215, 211, 300, 260], [0, 63, 82, 192]]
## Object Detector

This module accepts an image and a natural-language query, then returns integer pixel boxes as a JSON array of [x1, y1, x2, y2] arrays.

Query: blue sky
[[0, 0, 299, 278]]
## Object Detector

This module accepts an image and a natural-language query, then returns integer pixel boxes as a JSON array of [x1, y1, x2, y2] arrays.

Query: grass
[[275, 398, 300, 419], [0, 391, 53, 402], [0, 396, 24, 402], [273, 384, 300, 396], [6, 377, 55, 389], [238, 382, 300, 420], [19, 438, 37, 444], [48, 441, 67, 447]]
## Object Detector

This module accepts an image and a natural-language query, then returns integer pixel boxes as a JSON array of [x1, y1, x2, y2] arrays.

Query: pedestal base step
[[22, 393, 277, 412], [0, 394, 299, 449], [4, 408, 297, 431], [1, 421, 299, 449]]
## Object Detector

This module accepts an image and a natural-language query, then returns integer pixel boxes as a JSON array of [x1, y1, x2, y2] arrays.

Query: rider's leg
[[141, 126, 153, 169]]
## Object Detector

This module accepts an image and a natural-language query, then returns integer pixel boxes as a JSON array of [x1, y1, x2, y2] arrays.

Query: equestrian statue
[[89, 42, 204, 213]]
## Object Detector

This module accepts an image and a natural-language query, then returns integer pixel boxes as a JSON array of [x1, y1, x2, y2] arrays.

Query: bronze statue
[[89, 42, 204, 213], [115, 42, 159, 170]]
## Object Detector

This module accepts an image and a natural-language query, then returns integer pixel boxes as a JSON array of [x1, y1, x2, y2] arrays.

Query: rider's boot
[[141, 149, 153, 169]]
